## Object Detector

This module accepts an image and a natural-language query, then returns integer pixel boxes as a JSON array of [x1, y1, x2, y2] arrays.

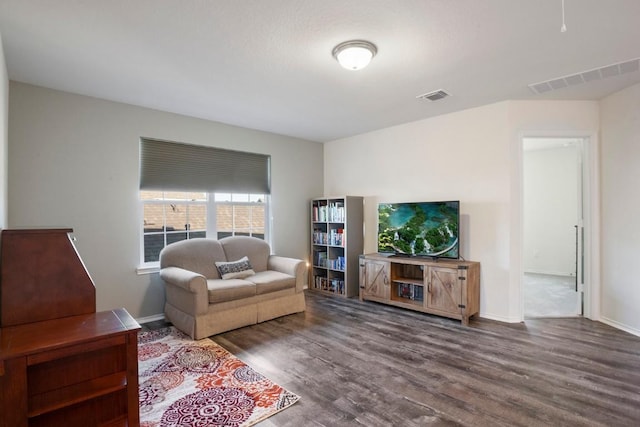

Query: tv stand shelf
[[359, 253, 480, 325]]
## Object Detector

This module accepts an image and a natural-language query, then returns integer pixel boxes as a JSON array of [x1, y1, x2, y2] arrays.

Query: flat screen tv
[[377, 201, 459, 259]]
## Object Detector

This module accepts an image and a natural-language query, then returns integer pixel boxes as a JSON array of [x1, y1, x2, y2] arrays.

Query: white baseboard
[[136, 313, 165, 324], [524, 269, 575, 277], [599, 316, 640, 338], [478, 313, 522, 323]]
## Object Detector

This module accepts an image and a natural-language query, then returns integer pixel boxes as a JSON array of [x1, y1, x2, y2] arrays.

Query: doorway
[[522, 137, 585, 318]]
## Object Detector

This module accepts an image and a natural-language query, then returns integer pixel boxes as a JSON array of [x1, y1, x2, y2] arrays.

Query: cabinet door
[[362, 260, 390, 300], [426, 266, 462, 314]]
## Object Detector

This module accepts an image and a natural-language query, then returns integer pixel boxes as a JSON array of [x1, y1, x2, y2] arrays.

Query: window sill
[[136, 264, 160, 275]]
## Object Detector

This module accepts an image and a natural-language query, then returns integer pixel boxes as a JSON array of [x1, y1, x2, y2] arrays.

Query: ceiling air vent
[[528, 57, 640, 94], [416, 89, 450, 102]]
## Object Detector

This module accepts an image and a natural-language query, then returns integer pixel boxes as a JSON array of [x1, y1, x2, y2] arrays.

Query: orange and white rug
[[138, 327, 299, 426]]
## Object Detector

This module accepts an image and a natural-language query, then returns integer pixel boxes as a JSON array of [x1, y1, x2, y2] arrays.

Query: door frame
[[517, 131, 601, 322]]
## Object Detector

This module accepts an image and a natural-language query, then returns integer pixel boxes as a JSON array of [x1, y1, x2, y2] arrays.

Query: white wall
[[523, 145, 578, 276], [8, 77, 637, 335], [0, 32, 8, 229], [600, 82, 640, 335], [326, 102, 512, 321], [8, 82, 323, 319], [325, 100, 599, 323]]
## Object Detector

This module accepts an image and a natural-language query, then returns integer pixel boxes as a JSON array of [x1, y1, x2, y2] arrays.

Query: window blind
[[140, 138, 271, 194]]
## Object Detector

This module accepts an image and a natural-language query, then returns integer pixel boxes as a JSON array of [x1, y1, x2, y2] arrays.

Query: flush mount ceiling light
[[332, 40, 377, 71]]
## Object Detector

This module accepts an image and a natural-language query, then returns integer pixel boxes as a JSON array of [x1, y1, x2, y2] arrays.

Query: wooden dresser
[[0, 229, 141, 427]]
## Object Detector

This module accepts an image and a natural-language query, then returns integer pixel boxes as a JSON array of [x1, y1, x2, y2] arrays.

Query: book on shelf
[[313, 275, 328, 291], [397, 282, 424, 302], [329, 278, 345, 294], [328, 228, 344, 246], [328, 201, 345, 222], [313, 229, 328, 244], [327, 256, 345, 271], [313, 204, 329, 222], [313, 201, 347, 223], [312, 274, 344, 294], [314, 251, 327, 267]]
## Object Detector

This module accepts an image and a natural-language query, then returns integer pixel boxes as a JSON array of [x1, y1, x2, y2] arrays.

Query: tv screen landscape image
[[378, 201, 459, 259]]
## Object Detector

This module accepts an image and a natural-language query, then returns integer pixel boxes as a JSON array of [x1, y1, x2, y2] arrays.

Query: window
[[141, 191, 207, 263], [141, 191, 268, 264], [138, 138, 271, 267], [213, 193, 266, 239]]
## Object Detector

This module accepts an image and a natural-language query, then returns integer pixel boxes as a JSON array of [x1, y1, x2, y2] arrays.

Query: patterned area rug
[[138, 327, 300, 426]]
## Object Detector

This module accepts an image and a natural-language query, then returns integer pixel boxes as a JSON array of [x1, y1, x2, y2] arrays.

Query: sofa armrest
[[160, 266, 209, 315], [268, 255, 306, 293]]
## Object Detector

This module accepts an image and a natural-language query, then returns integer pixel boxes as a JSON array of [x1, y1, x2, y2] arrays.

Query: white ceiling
[[1, 0, 639, 143]]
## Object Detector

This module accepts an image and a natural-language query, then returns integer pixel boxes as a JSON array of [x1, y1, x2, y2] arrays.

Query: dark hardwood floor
[[144, 291, 640, 426]]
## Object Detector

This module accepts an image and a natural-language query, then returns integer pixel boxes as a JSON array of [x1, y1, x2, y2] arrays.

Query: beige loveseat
[[160, 236, 306, 339]]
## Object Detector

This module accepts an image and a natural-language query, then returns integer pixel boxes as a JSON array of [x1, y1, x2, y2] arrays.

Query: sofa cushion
[[247, 270, 296, 295], [207, 279, 256, 303], [215, 256, 255, 280], [160, 238, 226, 279], [220, 236, 270, 272]]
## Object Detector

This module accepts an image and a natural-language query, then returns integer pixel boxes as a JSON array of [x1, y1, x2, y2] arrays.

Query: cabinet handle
[[427, 282, 431, 293]]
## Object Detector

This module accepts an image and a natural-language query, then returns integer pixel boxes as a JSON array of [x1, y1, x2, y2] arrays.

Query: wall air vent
[[416, 89, 450, 102], [528, 57, 640, 94]]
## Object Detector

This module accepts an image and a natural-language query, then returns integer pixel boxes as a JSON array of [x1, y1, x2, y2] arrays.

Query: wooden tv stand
[[359, 253, 480, 325]]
